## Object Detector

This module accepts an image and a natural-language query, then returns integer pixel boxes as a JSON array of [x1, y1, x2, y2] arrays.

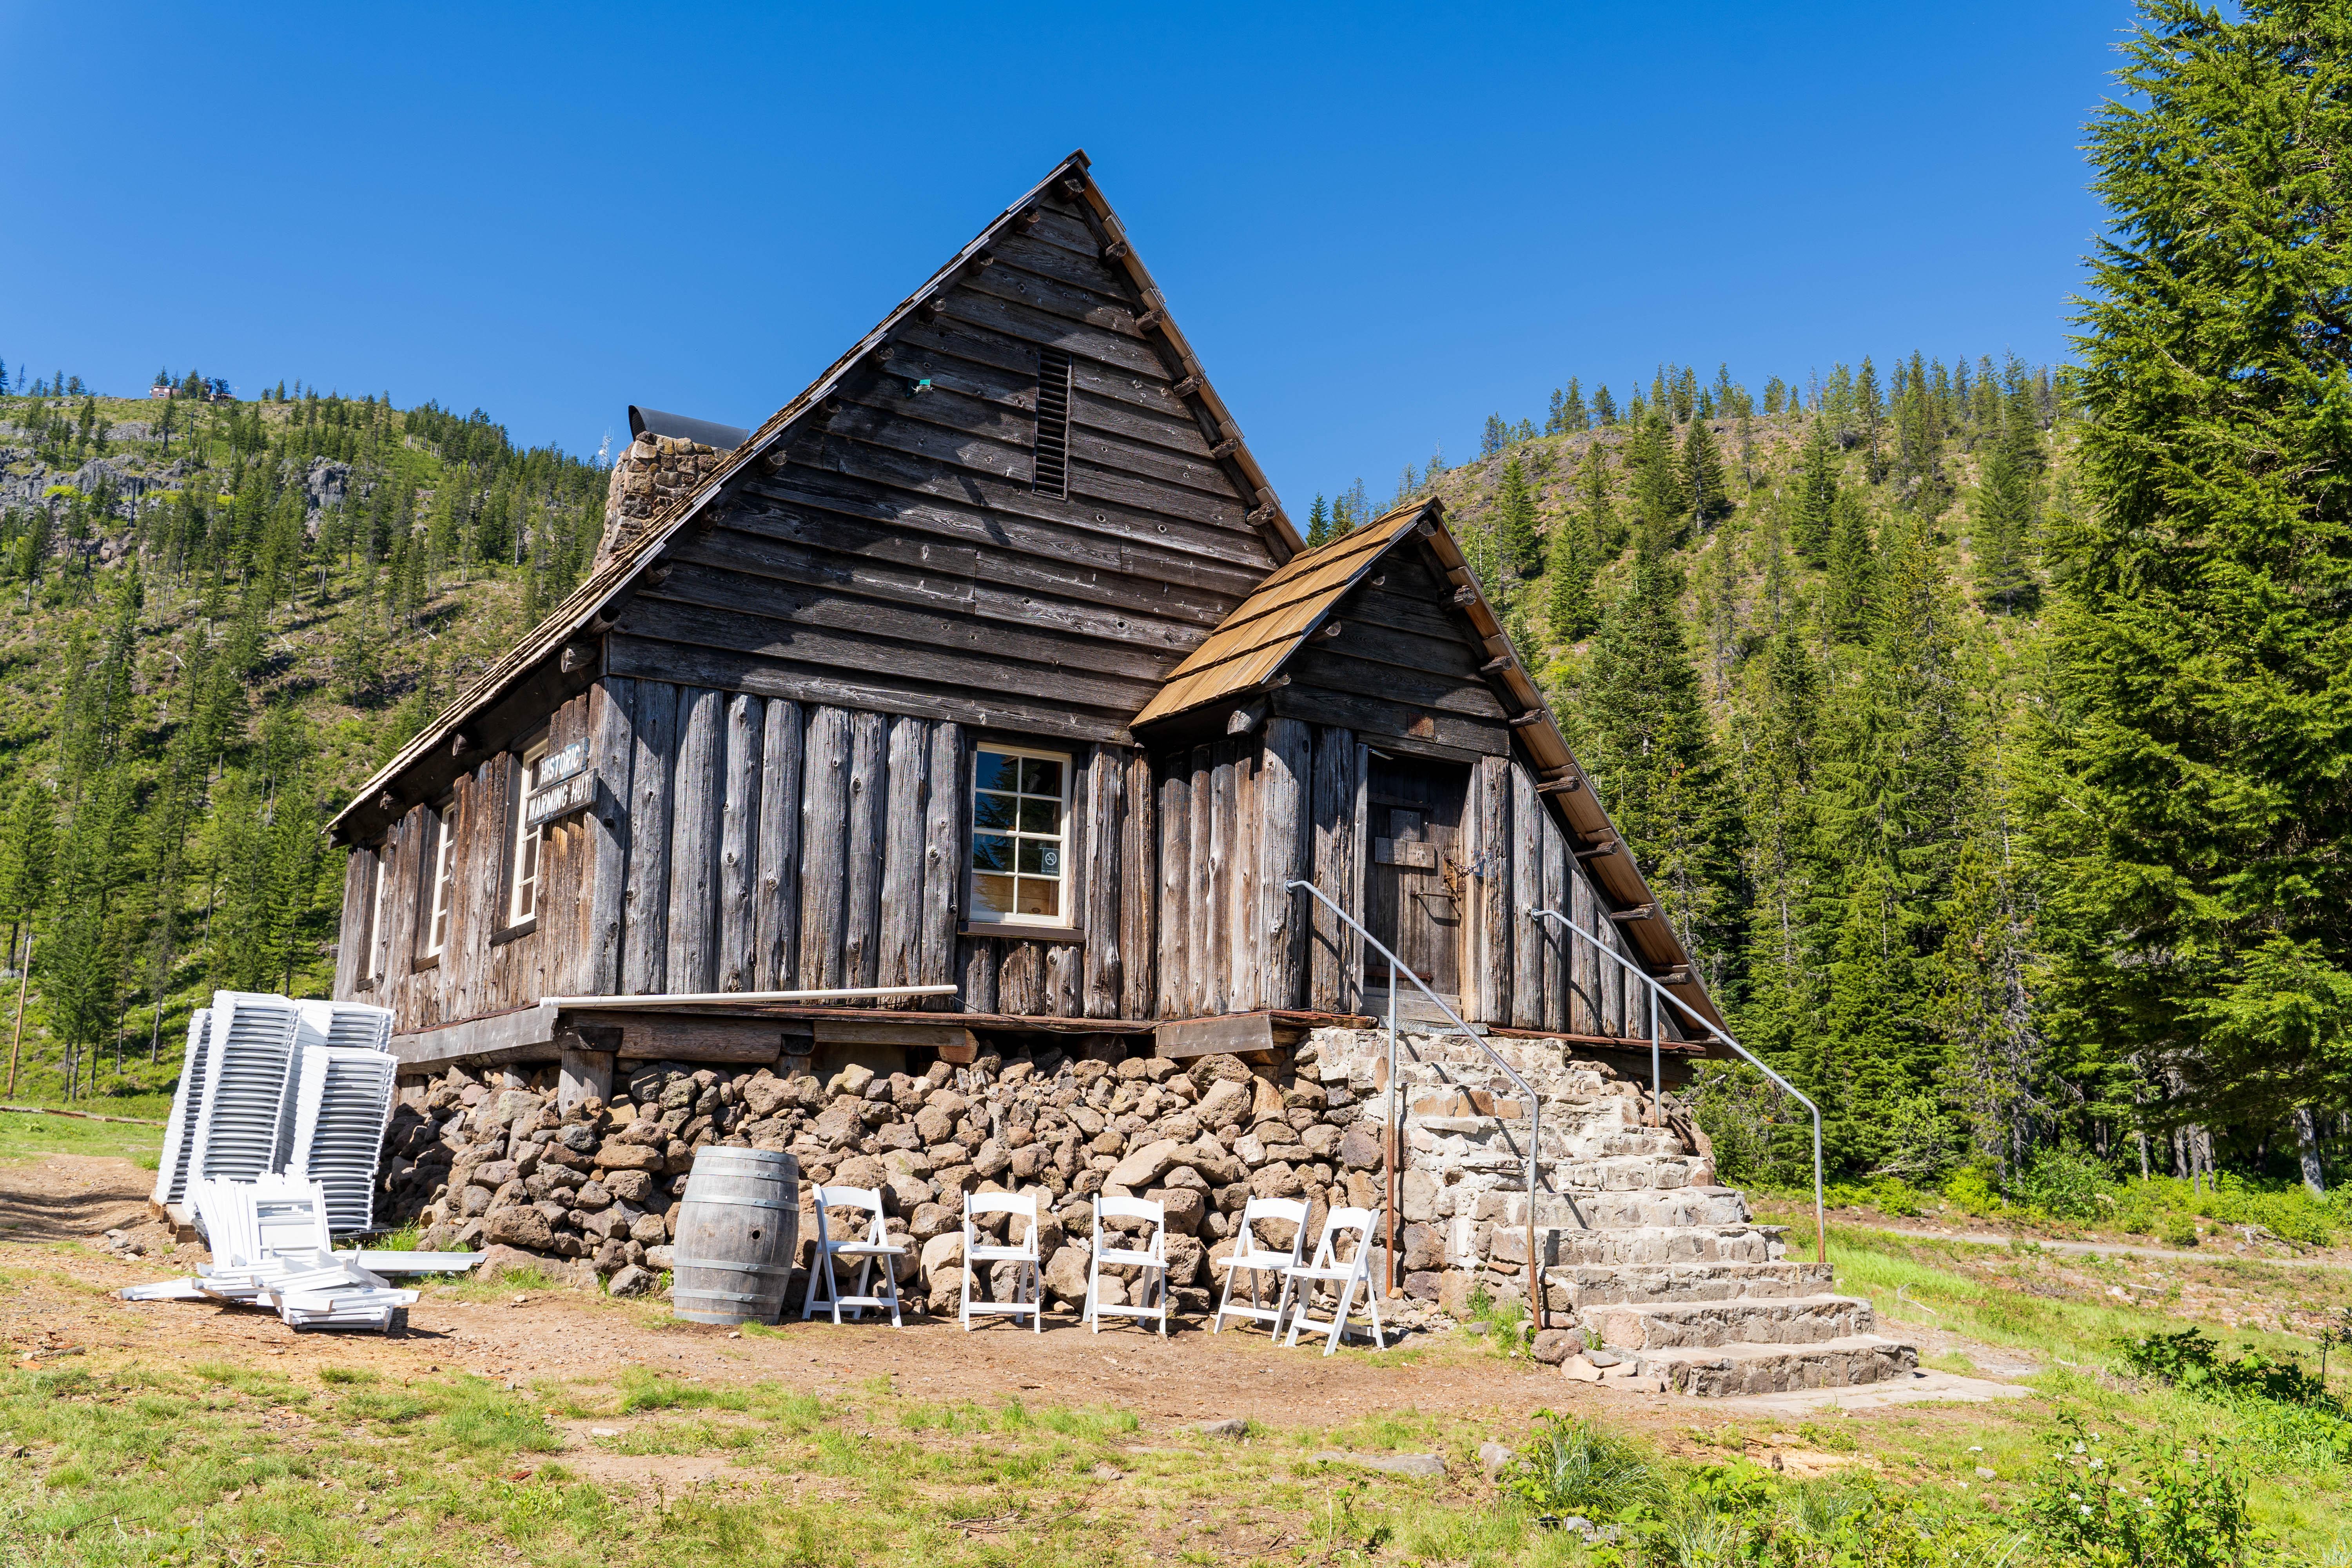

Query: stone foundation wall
[[380, 1026, 1676, 1310], [594, 432, 726, 569]]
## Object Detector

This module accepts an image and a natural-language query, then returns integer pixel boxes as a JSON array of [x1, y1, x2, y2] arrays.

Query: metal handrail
[[1285, 880, 1548, 1327], [1528, 907, 1825, 1265]]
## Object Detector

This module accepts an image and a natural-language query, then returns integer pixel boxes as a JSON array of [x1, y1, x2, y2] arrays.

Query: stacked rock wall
[[594, 432, 726, 569], [379, 1027, 1670, 1311]]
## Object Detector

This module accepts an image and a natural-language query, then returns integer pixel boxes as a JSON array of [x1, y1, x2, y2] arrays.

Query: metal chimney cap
[[626, 406, 750, 451]]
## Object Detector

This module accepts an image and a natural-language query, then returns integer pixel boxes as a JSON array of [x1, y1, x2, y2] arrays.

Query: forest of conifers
[[0, 2, 2342, 1209]]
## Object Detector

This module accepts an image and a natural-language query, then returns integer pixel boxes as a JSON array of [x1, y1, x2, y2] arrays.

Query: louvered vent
[[1033, 347, 1072, 497]]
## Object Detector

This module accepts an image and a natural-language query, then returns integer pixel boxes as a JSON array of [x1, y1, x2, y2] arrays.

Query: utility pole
[[6, 929, 32, 1097]]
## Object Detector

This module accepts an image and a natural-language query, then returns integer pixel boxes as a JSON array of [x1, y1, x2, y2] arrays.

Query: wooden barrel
[[670, 1147, 801, 1325]]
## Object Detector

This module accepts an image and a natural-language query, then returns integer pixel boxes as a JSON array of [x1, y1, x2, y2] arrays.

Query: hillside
[[0, 370, 607, 1105]]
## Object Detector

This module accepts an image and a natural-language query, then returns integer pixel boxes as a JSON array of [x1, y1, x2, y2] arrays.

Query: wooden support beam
[[1606, 904, 1656, 924], [1506, 710, 1545, 728], [1537, 775, 1584, 795], [1102, 240, 1129, 260], [1573, 840, 1619, 861], [1171, 375, 1203, 399], [1154, 1011, 1303, 1062], [1208, 437, 1239, 459], [1135, 308, 1163, 332], [390, 1003, 559, 1074], [1478, 655, 1514, 675], [1452, 586, 1478, 606]]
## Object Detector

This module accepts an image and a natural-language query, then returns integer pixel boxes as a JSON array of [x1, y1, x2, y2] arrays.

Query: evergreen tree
[[1791, 417, 1838, 566], [1305, 494, 1331, 549], [2036, 0, 2352, 1170], [1680, 416, 1733, 525], [1495, 457, 1540, 579], [1544, 517, 1600, 645], [1855, 356, 1887, 481], [1592, 385, 1617, 426], [1624, 407, 1689, 548], [0, 778, 55, 964], [1971, 392, 2038, 612], [1823, 492, 1877, 641], [1584, 532, 1742, 988]]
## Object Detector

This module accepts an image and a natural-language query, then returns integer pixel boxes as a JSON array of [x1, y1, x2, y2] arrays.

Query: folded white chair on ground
[[1281, 1206, 1388, 1356], [1210, 1196, 1309, 1335], [960, 1190, 1043, 1332], [800, 1185, 906, 1328], [1086, 1195, 1170, 1337]]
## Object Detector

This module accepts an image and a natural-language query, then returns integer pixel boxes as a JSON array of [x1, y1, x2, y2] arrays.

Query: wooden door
[[1365, 757, 1467, 1001]]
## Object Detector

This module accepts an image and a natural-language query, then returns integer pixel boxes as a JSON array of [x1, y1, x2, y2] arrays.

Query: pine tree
[[1824, 492, 1877, 641], [1855, 356, 1887, 481], [1624, 407, 1689, 549], [2035, 0, 2352, 1162], [1592, 385, 1617, 426], [1544, 517, 1599, 645], [1584, 532, 1742, 988], [1791, 417, 1838, 566], [1306, 494, 1331, 548], [1495, 457, 1540, 579], [1563, 378, 1586, 431], [0, 778, 55, 964], [1681, 416, 1732, 525], [1971, 397, 2037, 612]]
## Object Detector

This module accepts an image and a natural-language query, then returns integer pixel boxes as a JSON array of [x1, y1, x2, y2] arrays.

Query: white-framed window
[[423, 798, 458, 958], [508, 735, 549, 925], [969, 743, 1069, 925], [365, 841, 390, 984]]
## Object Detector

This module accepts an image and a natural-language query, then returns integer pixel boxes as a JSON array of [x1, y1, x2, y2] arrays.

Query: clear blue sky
[[0, 2, 2129, 506]]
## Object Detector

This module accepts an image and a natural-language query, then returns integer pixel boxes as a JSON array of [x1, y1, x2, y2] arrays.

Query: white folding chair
[[800, 1185, 906, 1327], [960, 1190, 1043, 1332], [1211, 1196, 1309, 1335], [1281, 1206, 1387, 1356], [1087, 1196, 1169, 1337]]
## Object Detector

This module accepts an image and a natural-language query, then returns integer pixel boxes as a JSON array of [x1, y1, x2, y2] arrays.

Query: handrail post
[[1529, 907, 1826, 1268], [1285, 880, 1545, 1328]]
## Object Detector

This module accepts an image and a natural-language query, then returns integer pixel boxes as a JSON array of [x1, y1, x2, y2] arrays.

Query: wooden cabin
[[326, 151, 1722, 1100]]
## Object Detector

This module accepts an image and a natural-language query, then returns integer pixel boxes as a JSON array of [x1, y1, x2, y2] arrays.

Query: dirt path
[[0, 1154, 2034, 1441], [1854, 1223, 2352, 1272]]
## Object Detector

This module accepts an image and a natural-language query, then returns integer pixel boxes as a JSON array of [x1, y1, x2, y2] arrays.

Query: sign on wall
[[526, 739, 595, 828]]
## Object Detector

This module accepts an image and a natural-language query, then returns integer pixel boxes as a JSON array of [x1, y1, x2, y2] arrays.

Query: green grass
[[0, 1104, 167, 1167]]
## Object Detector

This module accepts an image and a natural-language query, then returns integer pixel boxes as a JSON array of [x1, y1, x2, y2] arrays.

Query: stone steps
[[1584, 1293, 1877, 1350], [1544, 1223, 1791, 1266], [1548, 1260, 1834, 1308], [1634, 1335, 1921, 1397]]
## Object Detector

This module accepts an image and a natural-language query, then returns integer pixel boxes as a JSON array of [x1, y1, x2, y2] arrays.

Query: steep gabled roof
[[1135, 498, 1726, 1036], [331, 151, 1297, 841]]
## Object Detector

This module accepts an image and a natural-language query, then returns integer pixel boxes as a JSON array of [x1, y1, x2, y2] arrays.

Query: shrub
[[2010, 1145, 2112, 1220], [2027, 1416, 2263, 1568], [1942, 1163, 2004, 1216], [2162, 1215, 2201, 1249], [2118, 1328, 2337, 1410]]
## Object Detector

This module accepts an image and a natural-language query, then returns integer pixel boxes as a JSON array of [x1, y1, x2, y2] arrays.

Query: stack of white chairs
[[187, 993, 305, 1184], [151, 1008, 214, 1208], [286, 1001, 398, 1235]]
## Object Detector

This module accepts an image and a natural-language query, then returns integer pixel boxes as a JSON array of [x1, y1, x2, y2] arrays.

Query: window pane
[[1017, 838, 1060, 876], [971, 833, 1013, 873], [1015, 877, 1058, 917], [973, 791, 1018, 831], [1020, 757, 1062, 797], [974, 751, 1021, 792], [1016, 796, 1059, 835], [973, 874, 1016, 918]]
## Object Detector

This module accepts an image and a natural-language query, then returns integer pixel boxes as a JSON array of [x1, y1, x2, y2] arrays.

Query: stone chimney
[[595, 432, 728, 570]]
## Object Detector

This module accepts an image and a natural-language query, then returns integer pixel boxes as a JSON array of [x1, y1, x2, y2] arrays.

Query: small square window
[[969, 742, 1069, 926]]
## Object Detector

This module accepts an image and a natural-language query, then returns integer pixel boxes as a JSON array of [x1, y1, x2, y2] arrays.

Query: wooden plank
[[716, 693, 764, 993], [729, 477, 1251, 622], [1155, 758, 1191, 1019], [1204, 743, 1234, 1016], [666, 686, 724, 995], [811, 1016, 975, 1051], [1305, 726, 1354, 1013], [1511, 758, 1544, 1029], [961, 936, 997, 1014], [382, 810, 421, 1025], [920, 721, 964, 996], [889, 312, 1208, 439], [1287, 646, 1511, 719], [956, 256, 1146, 342], [1258, 717, 1312, 1012], [1474, 755, 1511, 1025], [1153, 1011, 1278, 1061], [621, 681, 678, 995], [607, 636, 1136, 747], [1269, 682, 1510, 758], [1047, 940, 1082, 1018], [1119, 750, 1155, 1022], [933, 278, 1167, 380], [797, 706, 851, 990], [679, 527, 1203, 670], [390, 1002, 558, 1073], [1347, 741, 1369, 1013], [1185, 746, 1212, 1018], [585, 679, 635, 996], [1541, 804, 1569, 1034], [997, 938, 1044, 1016], [613, 595, 1163, 716], [333, 847, 369, 1000], [1567, 854, 1595, 1036], [842, 709, 888, 990], [606, 1019, 789, 1064], [878, 714, 930, 990], [752, 697, 802, 991], [1082, 745, 1123, 1018], [1228, 743, 1259, 1013]]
